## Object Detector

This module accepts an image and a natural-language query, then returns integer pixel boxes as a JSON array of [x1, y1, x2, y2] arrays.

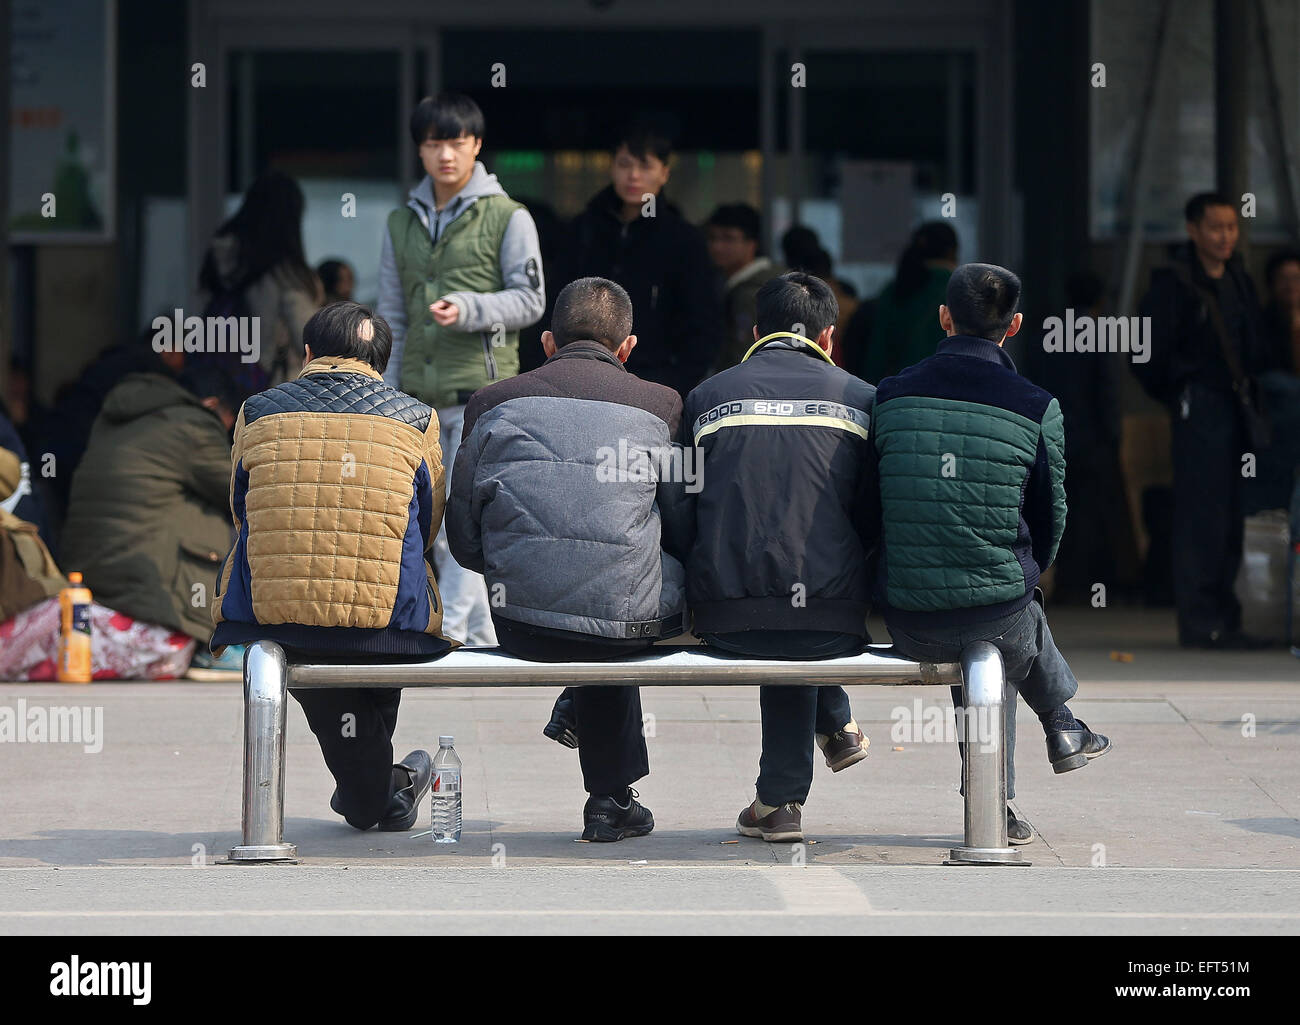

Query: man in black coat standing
[[556, 122, 724, 400], [1137, 192, 1272, 649]]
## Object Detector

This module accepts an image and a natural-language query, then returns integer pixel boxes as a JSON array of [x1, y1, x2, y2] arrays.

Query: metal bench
[[229, 638, 1028, 866]]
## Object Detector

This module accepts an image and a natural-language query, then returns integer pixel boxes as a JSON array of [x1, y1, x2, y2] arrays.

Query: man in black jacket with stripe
[[661, 272, 876, 843]]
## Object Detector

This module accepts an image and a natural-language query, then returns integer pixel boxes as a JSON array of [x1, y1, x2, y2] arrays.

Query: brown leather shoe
[[736, 801, 804, 843], [816, 721, 869, 772]]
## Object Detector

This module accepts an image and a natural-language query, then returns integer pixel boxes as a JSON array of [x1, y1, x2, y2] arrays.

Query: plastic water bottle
[[431, 736, 462, 843]]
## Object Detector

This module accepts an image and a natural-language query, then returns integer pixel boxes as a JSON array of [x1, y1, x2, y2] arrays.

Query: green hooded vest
[[388, 195, 523, 408]]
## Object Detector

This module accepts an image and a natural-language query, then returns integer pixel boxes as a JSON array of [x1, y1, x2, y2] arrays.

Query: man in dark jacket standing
[[1137, 193, 1270, 648], [866, 264, 1110, 844], [557, 123, 724, 399], [447, 277, 685, 842], [660, 273, 874, 844], [212, 302, 453, 832]]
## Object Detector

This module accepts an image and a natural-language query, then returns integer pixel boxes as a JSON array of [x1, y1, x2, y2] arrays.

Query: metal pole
[[947, 641, 1028, 866], [228, 640, 297, 863], [760, 24, 777, 257], [1253, 0, 1300, 241], [1113, 0, 1173, 317], [1215, 0, 1249, 215], [788, 30, 803, 229]]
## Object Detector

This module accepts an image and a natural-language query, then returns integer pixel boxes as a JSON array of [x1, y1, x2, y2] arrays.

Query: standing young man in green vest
[[377, 92, 544, 645]]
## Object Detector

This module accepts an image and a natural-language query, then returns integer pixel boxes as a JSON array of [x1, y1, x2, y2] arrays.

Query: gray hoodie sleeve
[[441, 208, 545, 333], [377, 229, 407, 389]]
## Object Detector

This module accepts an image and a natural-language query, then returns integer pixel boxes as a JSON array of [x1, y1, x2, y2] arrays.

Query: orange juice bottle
[[58, 572, 93, 683]]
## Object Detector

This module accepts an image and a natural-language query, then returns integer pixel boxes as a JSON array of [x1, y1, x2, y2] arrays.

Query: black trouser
[[701, 630, 862, 807], [495, 618, 651, 796], [292, 687, 402, 830], [1172, 383, 1245, 641]]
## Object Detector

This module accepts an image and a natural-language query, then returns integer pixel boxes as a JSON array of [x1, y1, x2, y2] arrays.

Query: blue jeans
[[885, 599, 1078, 801]]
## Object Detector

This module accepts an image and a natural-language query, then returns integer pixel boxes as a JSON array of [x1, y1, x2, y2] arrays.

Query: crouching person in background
[[211, 302, 455, 832], [446, 277, 686, 842], [60, 365, 244, 679]]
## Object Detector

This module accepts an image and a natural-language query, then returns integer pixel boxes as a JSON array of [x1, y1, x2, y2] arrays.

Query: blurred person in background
[[515, 197, 566, 375], [317, 259, 356, 305], [198, 169, 324, 392], [1246, 248, 1300, 514], [780, 225, 856, 366], [706, 203, 784, 372], [12, 329, 182, 539], [558, 120, 723, 398], [845, 221, 958, 384], [1137, 192, 1272, 649], [377, 92, 544, 647], [1260, 248, 1300, 376], [1020, 270, 1135, 602], [0, 399, 52, 548], [59, 365, 245, 680]]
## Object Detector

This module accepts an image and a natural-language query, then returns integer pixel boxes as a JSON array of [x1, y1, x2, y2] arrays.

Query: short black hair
[[303, 301, 394, 374], [707, 203, 761, 243], [178, 364, 246, 415], [945, 263, 1022, 342], [1265, 247, 1300, 289], [781, 225, 823, 269], [410, 93, 485, 145], [1185, 191, 1235, 224], [755, 271, 839, 340], [317, 259, 351, 296], [550, 277, 634, 351], [613, 119, 673, 164]]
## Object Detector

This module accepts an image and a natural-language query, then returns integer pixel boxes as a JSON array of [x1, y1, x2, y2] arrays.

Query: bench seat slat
[[285, 645, 962, 689]]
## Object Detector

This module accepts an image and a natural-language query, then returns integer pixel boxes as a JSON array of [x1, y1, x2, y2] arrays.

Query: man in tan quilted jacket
[[212, 301, 454, 832]]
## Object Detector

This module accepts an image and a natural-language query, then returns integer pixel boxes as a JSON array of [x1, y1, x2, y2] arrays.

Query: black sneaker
[[581, 787, 654, 842], [543, 690, 579, 749], [1007, 806, 1034, 845], [1046, 719, 1112, 773]]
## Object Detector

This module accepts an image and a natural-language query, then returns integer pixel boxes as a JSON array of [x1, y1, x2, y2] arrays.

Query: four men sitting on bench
[[213, 269, 1108, 844]]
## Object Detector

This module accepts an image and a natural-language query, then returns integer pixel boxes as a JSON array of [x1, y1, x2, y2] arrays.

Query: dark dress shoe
[[1007, 806, 1034, 845], [377, 750, 433, 831], [543, 688, 579, 748], [1046, 719, 1112, 773]]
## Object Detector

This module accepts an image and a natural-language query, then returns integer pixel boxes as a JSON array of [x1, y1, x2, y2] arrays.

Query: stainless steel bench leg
[[228, 640, 297, 863], [946, 641, 1028, 866]]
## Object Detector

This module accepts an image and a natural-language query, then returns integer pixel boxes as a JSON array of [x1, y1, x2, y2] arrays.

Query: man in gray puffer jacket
[[447, 277, 684, 842]]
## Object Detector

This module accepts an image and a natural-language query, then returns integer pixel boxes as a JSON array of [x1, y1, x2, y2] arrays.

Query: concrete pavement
[[1, 607, 1297, 934]]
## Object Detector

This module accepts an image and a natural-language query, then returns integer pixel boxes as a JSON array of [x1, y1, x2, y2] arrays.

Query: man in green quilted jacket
[[377, 93, 544, 646], [864, 263, 1111, 846]]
